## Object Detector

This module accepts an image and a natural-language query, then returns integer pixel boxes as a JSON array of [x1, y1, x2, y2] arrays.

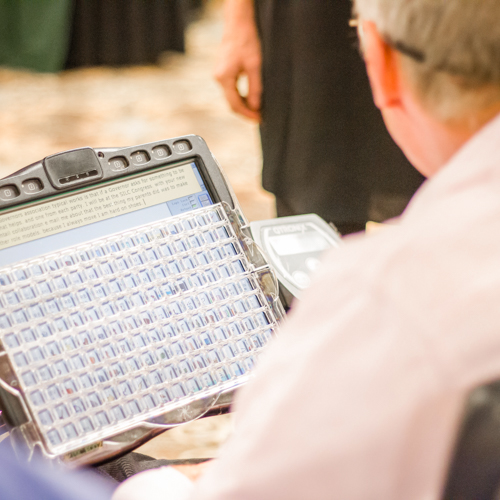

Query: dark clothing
[[96, 452, 211, 483], [254, 0, 424, 231], [66, 0, 188, 69]]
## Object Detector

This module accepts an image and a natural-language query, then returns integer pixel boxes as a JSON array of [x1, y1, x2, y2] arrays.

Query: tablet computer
[[0, 136, 284, 465]]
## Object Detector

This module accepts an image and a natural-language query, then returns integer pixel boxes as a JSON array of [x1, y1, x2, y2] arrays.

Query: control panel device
[[250, 215, 342, 306], [0, 136, 284, 465]]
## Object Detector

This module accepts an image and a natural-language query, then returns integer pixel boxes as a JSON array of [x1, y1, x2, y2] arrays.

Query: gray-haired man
[[114, 2, 500, 498]]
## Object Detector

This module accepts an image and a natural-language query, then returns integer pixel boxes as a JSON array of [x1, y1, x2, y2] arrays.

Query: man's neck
[[434, 103, 500, 176], [398, 95, 500, 178]]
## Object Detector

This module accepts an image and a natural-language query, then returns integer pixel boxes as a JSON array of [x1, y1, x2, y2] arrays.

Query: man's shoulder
[[303, 205, 500, 322]]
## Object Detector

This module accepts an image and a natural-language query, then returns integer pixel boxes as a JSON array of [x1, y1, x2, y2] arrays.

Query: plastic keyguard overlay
[[0, 202, 283, 461]]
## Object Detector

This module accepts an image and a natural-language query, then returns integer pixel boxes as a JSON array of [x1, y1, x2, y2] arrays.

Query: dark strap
[[95, 452, 211, 483]]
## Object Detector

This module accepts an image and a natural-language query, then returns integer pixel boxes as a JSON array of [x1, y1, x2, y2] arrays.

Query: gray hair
[[353, 0, 500, 121]]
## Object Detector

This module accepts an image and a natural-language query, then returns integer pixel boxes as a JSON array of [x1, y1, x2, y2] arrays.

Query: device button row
[[108, 140, 192, 171]]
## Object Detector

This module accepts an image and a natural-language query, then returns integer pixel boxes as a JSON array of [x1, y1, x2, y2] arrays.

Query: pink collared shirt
[[115, 113, 500, 500]]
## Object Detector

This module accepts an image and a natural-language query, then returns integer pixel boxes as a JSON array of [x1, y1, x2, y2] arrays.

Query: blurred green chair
[[0, 0, 73, 73], [0, 0, 205, 73]]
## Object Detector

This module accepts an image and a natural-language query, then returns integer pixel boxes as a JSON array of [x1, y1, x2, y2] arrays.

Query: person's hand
[[215, 0, 262, 121]]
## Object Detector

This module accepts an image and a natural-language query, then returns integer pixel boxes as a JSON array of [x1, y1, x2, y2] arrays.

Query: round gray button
[[306, 257, 321, 272], [173, 140, 192, 154], [152, 145, 171, 160], [109, 157, 129, 171], [131, 150, 150, 165], [292, 271, 311, 289], [22, 179, 43, 194], [0, 184, 20, 201]]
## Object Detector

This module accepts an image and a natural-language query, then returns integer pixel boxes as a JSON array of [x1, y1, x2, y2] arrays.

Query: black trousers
[[255, 0, 424, 227]]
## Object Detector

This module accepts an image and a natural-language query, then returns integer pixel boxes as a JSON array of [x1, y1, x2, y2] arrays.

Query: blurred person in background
[[113, 0, 500, 498], [214, 0, 424, 234]]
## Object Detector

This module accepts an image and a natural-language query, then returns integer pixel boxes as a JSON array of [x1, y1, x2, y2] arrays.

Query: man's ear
[[360, 21, 402, 110]]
